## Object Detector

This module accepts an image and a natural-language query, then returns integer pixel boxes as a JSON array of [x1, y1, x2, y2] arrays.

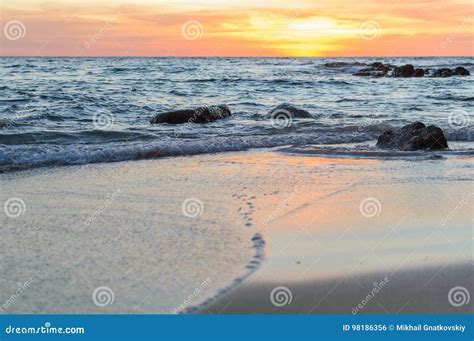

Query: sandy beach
[[203, 263, 473, 314], [1, 147, 472, 314], [1, 1, 474, 338]]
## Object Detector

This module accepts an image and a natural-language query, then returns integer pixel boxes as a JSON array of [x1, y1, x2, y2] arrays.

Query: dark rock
[[376, 122, 448, 151], [150, 105, 231, 124], [371, 62, 385, 69], [324, 62, 366, 68], [392, 65, 428, 78], [353, 62, 393, 77], [453, 66, 470, 76], [350, 62, 469, 78], [432, 67, 470, 77], [413, 68, 425, 77], [266, 103, 312, 119], [392, 64, 415, 77], [354, 68, 388, 77], [370, 62, 393, 72], [432, 68, 454, 78]]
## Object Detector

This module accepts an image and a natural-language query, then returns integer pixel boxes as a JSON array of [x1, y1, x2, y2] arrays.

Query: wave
[[335, 98, 366, 103], [183, 77, 245, 83], [1, 127, 472, 173], [0, 129, 156, 145], [0, 112, 74, 127], [3, 63, 37, 69], [0, 133, 369, 172], [0, 119, 17, 128], [445, 128, 474, 142], [427, 95, 474, 102], [278, 144, 474, 160]]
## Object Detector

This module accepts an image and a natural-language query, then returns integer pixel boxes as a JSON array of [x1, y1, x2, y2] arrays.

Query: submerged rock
[[413, 68, 425, 77], [266, 103, 312, 119], [376, 122, 448, 151], [432, 66, 470, 77], [432, 68, 454, 78], [352, 62, 469, 78], [391, 64, 426, 77], [150, 105, 231, 124], [353, 62, 393, 77], [324, 61, 366, 68], [354, 69, 387, 77], [454, 66, 470, 76], [392, 64, 416, 77]]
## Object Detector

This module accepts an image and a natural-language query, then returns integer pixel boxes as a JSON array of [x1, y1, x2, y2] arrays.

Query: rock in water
[[353, 62, 393, 77], [432, 68, 454, 78], [351, 62, 469, 78], [266, 103, 312, 119], [413, 68, 425, 77], [392, 64, 416, 77], [453, 67, 470, 76], [392, 65, 425, 77], [376, 122, 448, 151], [150, 105, 231, 124], [432, 67, 470, 77], [324, 62, 367, 68]]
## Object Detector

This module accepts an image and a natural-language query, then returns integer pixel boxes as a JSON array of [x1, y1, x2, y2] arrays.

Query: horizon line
[[1, 55, 473, 58]]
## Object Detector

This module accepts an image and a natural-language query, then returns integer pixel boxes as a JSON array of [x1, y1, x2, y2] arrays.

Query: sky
[[1, 0, 473, 56]]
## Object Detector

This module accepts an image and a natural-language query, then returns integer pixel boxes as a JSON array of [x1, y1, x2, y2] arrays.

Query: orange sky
[[1, 0, 473, 56]]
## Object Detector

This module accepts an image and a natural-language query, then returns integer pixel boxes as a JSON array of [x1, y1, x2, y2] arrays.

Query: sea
[[0, 57, 473, 172]]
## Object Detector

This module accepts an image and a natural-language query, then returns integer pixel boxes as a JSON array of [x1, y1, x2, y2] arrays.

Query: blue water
[[0, 57, 473, 171]]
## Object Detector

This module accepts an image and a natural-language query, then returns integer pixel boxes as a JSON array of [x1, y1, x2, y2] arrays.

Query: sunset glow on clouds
[[1, 0, 473, 56]]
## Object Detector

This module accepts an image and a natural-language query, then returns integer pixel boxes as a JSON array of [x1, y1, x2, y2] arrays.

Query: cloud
[[1, 0, 473, 56]]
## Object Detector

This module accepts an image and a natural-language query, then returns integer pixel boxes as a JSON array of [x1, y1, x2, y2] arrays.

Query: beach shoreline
[[1, 148, 472, 314]]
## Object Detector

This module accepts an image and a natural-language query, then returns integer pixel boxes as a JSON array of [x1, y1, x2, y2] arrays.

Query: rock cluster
[[352, 62, 469, 78], [376, 122, 448, 151]]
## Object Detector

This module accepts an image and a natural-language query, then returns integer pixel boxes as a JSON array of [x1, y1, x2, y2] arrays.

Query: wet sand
[[0, 154, 260, 313], [1, 148, 472, 314], [198, 150, 473, 314]]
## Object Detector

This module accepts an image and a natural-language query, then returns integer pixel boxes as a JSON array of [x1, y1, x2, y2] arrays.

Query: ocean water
[[0, 57, 473, 171]]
